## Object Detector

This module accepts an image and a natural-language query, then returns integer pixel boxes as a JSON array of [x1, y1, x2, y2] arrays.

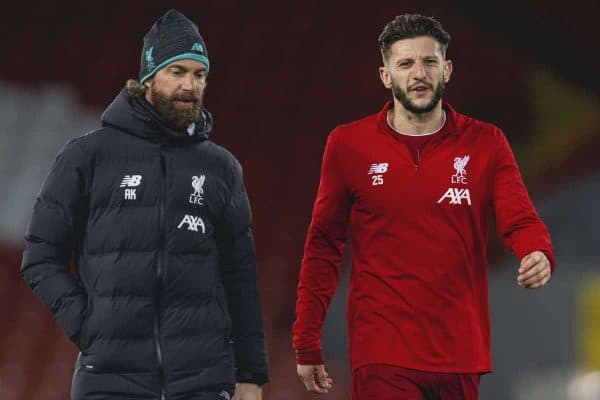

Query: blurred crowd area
[[1, 1, 599, 399]]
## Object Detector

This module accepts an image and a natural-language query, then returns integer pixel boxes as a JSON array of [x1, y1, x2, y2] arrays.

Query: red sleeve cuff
[[295, 349, 324, 365], [541, 249, 556, 273]]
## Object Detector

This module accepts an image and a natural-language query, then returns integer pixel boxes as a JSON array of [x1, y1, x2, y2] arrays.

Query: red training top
[[293, 101, 555, 374]]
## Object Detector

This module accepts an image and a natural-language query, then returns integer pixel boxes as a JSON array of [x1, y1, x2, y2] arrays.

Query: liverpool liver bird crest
[[192, 175, 205, 196], [453, 155, 470, 177]]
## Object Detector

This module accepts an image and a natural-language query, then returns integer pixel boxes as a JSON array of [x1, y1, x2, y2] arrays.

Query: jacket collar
[[101, 87, 213, 143]]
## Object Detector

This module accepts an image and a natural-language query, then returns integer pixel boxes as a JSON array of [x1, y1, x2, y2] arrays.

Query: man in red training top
[[293, 14, 554, 400]]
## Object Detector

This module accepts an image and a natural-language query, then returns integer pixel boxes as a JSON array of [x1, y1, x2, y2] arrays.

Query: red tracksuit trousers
[[352, 364, 481, 400]]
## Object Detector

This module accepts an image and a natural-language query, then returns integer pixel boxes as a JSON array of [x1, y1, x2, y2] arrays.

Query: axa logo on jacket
[[178, 214, 206, 233]]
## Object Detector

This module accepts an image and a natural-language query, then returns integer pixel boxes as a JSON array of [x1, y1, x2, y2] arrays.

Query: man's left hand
[[517, 251, 551, 289], [232, 383, 262, 400]]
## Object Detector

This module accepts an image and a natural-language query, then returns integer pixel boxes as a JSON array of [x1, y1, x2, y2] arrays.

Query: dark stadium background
[[1, 1, 598, 399]]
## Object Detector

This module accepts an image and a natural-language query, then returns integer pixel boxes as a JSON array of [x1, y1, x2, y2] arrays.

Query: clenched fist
[[518, 251, 551, 289], [297, 364, 333, 394]]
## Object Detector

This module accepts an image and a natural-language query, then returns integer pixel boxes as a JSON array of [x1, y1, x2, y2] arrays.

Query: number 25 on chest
[[371, 175, 384, 186], [368, 163, 389, 186]]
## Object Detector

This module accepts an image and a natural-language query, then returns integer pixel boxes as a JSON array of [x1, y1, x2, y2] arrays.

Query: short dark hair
[[378, 14, 451, 60]]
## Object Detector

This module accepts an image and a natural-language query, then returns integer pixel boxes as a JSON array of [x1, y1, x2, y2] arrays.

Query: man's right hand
[[297, 364, 333, 394]]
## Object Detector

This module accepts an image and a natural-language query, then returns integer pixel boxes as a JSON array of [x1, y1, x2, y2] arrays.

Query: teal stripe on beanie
[[140, 53, 210, 84], [139, 9, 210, 83]]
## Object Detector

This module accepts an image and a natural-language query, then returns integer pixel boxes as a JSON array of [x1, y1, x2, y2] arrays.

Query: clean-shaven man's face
[[145, 59, 208, 130], [379, 36, 452, 114]]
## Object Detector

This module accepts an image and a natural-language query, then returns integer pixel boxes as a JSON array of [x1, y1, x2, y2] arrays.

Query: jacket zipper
[[155, 147, 167, 400]]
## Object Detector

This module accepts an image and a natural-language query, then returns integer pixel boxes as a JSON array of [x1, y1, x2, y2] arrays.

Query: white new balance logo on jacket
[[120, 175, 142, 187]]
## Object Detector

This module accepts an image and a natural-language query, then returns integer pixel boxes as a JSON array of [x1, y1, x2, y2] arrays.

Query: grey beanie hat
[[139, 9, 210, 84]]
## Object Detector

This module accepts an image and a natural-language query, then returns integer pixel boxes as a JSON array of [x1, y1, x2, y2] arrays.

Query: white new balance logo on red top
[[368, 163, 389, 175]]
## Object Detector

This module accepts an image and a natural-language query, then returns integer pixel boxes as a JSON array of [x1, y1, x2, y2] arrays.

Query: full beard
[[392, 80, 445, 114], [149, 84, 203, 131]]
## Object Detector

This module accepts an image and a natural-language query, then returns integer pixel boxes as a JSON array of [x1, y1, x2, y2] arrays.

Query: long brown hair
[[126, 78, 147, 97]]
